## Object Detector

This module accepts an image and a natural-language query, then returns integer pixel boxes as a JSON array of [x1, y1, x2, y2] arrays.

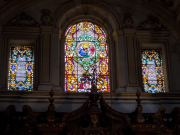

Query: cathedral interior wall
[[0, 0, 180, 113]]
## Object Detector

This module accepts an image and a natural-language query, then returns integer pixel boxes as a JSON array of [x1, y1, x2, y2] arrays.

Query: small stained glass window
[[141, 50, 165, 93], [8, 46, 34, 91], [65, 22, 109, 92]]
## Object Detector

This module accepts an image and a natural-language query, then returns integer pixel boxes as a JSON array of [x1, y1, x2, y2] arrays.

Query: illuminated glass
[[65, 22, 109, 92], [141, 50, 164, 93], [8, 46, 34, 91]]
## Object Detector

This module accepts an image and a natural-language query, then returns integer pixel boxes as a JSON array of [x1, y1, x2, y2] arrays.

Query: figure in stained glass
[[65, 22, 109, 92], [8, 46, 34, 91], [141, 50, 164, 93]]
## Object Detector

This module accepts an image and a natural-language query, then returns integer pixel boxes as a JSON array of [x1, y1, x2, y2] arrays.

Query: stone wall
[[0, 0, 180, 113]]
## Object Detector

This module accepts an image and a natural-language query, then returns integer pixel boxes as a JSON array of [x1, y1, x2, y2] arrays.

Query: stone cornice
[[135, 30, 171, 37], [0, 91, 180, 97], [0, 92, 180, 105], [0, 0, 179, 37]]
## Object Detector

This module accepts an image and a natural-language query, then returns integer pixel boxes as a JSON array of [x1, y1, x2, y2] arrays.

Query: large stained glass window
[[8, 46, 34, 91], [141, 50, 165, 93], [65, 22, 109, 92]]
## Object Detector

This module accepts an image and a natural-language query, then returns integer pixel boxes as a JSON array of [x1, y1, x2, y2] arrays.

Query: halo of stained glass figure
[[65, 22, 109, 92], [141, 50, 165, 93], [8, 46, 34, 91]]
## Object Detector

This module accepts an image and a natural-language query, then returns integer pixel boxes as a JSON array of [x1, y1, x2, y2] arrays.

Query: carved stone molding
[[137, 17, 165, 30], [123, 12, 133, 28], [41, 9, 52, 26], [6, 12, 39, 27], [0, 0, 179, 36]]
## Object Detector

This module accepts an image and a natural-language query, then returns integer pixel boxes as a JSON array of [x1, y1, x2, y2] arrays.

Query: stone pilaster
[[112, 30, 127, 93], [38, 26, 53, 91], [59, 34, 65, 92], [124, 29, 140, 92], [50, 28, 62, 91], [0, 27, 2, 90]]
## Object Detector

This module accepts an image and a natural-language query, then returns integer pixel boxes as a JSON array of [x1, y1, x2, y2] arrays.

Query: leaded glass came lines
[[8, 46, 34, 91], [141, 50, 165, 93], [65, 22, 109, 92]]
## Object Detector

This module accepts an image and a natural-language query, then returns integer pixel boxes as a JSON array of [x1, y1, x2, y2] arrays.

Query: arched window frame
[[59, 20, 117, 92], [64, 22, 110, 92]]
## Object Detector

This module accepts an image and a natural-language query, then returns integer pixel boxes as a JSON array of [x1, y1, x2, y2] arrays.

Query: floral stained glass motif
[[8, 46, 34, 91], [65, 22, 109, 92], [141, 50, 165, 93]]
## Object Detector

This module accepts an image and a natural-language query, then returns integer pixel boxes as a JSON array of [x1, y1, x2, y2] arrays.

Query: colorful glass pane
[[141, 50, 165, 93], [8, 46, 34, 91], [65, 22, 109, 92]]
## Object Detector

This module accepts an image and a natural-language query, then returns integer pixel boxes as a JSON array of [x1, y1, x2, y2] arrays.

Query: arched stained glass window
[[141, 50, 165, 93], [8, 46, 34, 91], [65, 22, 109, 92]]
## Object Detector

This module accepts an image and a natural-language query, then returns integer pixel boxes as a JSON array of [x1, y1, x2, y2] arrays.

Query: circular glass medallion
[[76, 42, 96, 59]]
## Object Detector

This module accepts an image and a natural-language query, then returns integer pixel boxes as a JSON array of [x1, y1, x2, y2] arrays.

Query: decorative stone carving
[[81, 0, 91, 15], [161, 0, 174, 7], [123, 12, 133, 28], [6, 12, 39, 27], [137, 17, 165, 30], [41, 9, 52, 26]]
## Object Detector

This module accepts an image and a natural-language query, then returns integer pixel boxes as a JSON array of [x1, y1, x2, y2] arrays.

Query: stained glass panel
[[65, 22, 109, 92], [8, 46, 34, 91], [141, 50, 165, 93]]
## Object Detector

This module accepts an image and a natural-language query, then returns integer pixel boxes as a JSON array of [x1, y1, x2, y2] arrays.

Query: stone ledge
[[0, 90, 180, 97]]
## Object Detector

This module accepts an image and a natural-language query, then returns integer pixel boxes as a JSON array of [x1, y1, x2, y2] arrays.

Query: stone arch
[[61, 21, 113, 92], [53, 0, 122, 35], [59, 15, 113, 39], [53, 2, 120, 92]]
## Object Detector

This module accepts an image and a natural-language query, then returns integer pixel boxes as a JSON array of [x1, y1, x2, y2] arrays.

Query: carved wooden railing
[[0, 87, 180, 135]]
